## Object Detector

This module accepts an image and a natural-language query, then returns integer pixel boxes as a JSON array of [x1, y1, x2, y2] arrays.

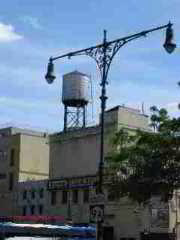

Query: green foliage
[[106, 107, 180, 204]]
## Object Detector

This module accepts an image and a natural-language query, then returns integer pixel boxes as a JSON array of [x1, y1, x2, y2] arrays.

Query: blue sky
[[0, 0, 179, 132]]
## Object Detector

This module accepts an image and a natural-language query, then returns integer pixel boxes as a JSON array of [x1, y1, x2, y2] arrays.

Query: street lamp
[[45, 22, 176, 240], [163, 22, 176, 53]]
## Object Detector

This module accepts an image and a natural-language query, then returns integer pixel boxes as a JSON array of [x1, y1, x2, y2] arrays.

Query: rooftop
[[0, 126, 48, 138]]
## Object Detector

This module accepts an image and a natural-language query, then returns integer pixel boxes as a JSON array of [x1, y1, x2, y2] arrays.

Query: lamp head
[[45, 58, 56, 84], [164, 22, 176, 54]]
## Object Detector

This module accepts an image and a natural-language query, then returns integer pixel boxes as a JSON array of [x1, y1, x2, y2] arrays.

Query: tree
[[106, 107, 180, 204]]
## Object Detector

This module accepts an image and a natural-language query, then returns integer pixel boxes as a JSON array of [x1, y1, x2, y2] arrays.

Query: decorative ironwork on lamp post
[[45, 22, 176, 240]]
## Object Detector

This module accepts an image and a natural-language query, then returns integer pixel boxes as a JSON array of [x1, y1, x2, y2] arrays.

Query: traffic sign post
[[89, 193, 105, 223], [89, 204, 104, 223]]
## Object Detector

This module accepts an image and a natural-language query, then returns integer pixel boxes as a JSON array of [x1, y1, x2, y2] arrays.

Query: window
[[0, 174, 6, 180], [9, 172, 14, 191], [0, 151, 3, 161], [0, 150, 7, 161], [72, 189, 78, 204], [30, 205, 35, 215], [62, 190, 68, 204], [31, 190, 35, 199], [51, 191, 57, 205], [10, 149, 15, 166], [23, 190, 27, 200], [23, 206, 27, 216], [39, 188, 44, 198], [83, 189, 89, 203], [38, 205, 43, 215]]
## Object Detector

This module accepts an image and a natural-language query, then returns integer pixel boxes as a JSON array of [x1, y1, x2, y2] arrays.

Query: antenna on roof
[[89, 74, 94, 123]]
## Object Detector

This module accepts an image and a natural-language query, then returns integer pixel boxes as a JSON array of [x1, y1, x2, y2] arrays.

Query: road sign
[[89, 204, 104, 223]]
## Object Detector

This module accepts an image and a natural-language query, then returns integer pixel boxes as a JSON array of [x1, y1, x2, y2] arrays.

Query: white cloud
[[22, 16, 42, 30], [0, 23, 23, 42]]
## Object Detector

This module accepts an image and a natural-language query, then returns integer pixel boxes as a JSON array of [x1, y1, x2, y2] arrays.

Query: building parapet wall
[[0, 127, 48, 138]]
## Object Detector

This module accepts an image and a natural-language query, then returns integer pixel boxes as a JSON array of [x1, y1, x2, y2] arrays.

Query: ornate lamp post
[[45, 22, 176, 240]]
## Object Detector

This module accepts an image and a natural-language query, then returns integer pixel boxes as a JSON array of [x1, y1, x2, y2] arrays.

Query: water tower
[[62, 71, 89, 132]]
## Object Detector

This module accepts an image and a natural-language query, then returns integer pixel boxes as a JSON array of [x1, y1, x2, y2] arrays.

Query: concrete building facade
[[16, 180, 48, 217], [0, 106, 178, 240], [0, 127, 49, 216], [49, 106, 149, 179], [47, 174, 176, 240], [48, 106, 155, 239]]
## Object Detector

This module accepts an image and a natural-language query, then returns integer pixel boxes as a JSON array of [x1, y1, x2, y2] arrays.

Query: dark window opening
[[9, 172, 14, 191], [23, 190, 27, 200], [72, 189, 78, 204], [0, 151, 4, 161], [10, 149, 15, 166], [39, 188, 44, 198], [62, 190, 68, 204], [83, 189, 89, 203], [31, 190, 35, 199], [23, 206, 27, 216], [30, 205, 35, 215], [0, 173, 6, 179], [51, 191, 57, 205], [38, 205, 43, 215]]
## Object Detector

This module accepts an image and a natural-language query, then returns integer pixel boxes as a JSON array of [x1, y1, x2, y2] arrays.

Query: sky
[[0, 0, 179, 133]]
